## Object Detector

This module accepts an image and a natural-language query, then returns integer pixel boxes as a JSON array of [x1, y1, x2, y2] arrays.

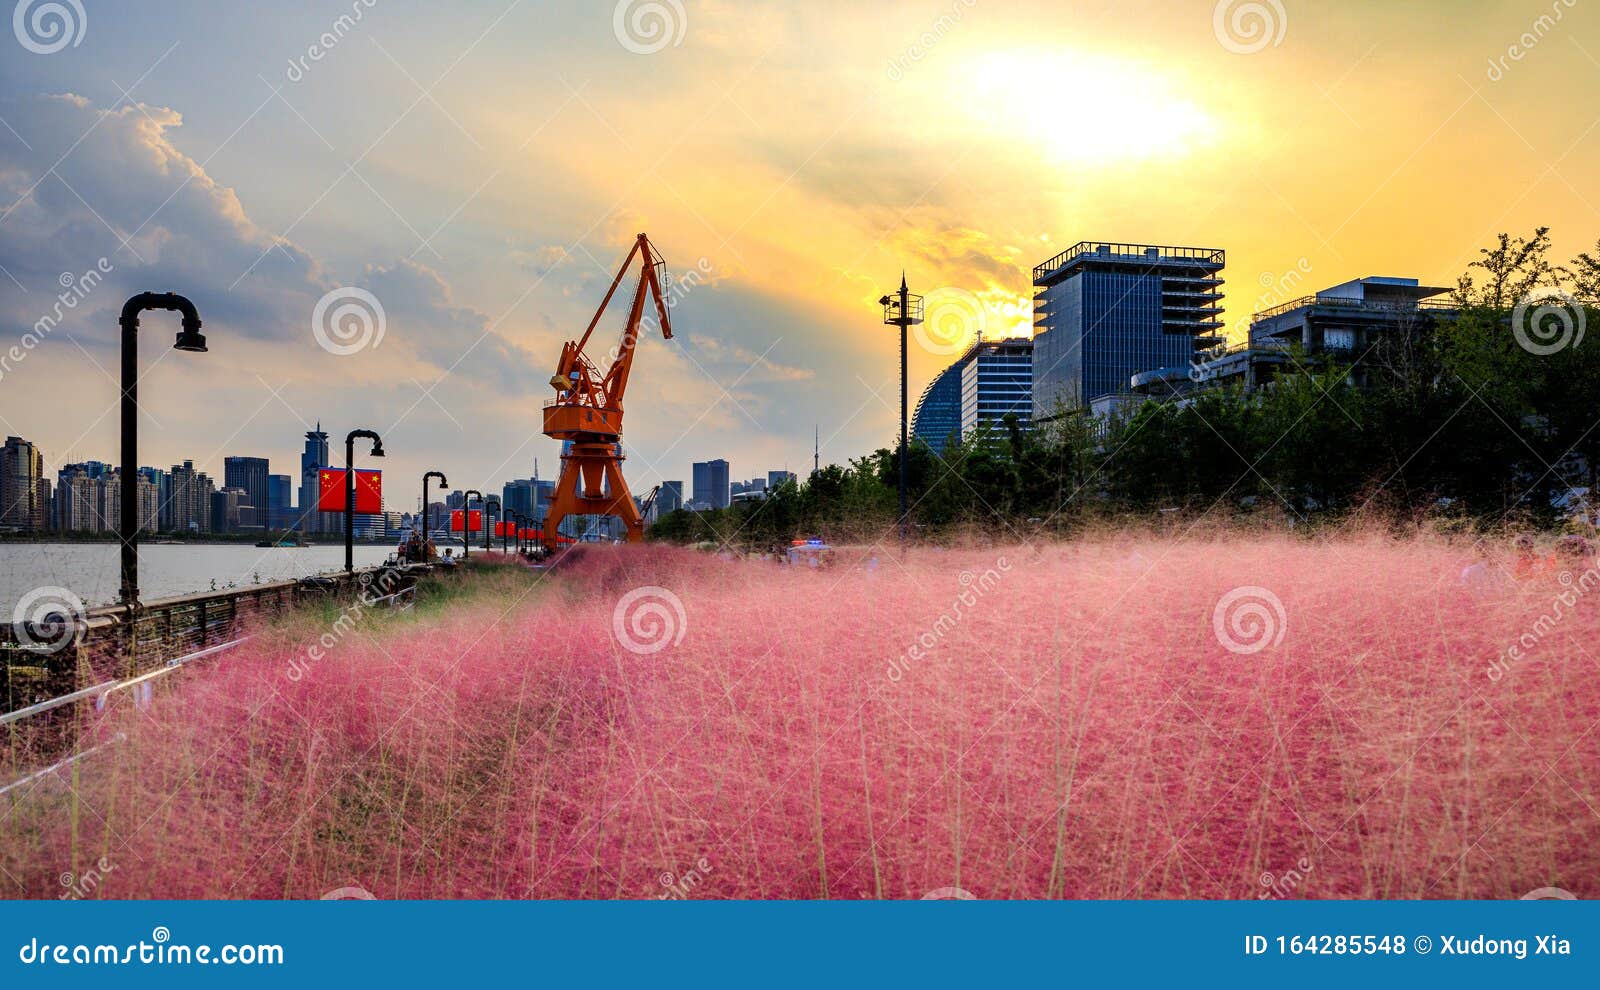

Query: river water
[[0, 542, 403, 614]]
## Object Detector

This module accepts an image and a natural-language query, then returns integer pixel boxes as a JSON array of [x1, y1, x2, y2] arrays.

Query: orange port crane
[[541, 232, 673, 548]]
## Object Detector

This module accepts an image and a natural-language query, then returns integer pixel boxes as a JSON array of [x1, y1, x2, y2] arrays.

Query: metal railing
[[1252, 293, 1458, 323], [1034, 241, 1226, 282]]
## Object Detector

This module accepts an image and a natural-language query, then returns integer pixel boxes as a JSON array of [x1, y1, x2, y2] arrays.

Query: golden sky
[[2, 0, 1597, 494]]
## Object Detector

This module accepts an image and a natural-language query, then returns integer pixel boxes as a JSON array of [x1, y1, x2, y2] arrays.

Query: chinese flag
[[316, 469, 344, 512], [354, 470, 382, 514], [467, 509, 483, 532], [450, 510, 465, 532], [316, 469, 382, 513]]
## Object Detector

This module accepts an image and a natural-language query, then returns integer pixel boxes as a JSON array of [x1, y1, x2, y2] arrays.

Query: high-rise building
[[657, 480, 683, 515], [224, 456, 270, 520], [912, 362, 964, 454], [767, 470, 795, 491], [0, 436, 48, 531], [169, 460, 215, 532], [298, 423, 333, 534], [1031, 241, 1225, 418], [107, 469, 161, 534], [54, 464, 105, 532], [957, 337, 1034, 438], [693, 459, 730, 510], [267, 474, 292, 530]]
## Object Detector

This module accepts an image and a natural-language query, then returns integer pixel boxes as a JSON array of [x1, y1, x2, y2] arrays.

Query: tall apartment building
[[657, 480, 684, 515], [105, 469, 161, 534], [1, 435, 48, 531], [169, 460, 215, 532], [1031, 241, 1225, 418], [54, 464, 105, 532], [692, 459, 730, 510], [957, 337, 1034, 438], [298, 423, 335, 534], [267, 474, 293, 530]]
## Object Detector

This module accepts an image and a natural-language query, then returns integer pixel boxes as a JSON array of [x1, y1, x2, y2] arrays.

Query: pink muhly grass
[[3, 533, 1597, 899]]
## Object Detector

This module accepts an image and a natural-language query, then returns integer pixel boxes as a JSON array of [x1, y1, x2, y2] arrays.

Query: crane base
[[542, 440, 643, 547]]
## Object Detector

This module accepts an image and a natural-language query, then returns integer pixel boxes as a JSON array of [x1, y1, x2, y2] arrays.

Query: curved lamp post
[[422, 470, 447, 551], [484, 496, 500, 554], [119, 292, 206, 605], [461, 489, 482, 560], [345, 429, 385, 573]]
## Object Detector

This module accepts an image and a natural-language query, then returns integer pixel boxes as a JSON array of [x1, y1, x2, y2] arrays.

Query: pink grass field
[[5, 534, 1599, 899]]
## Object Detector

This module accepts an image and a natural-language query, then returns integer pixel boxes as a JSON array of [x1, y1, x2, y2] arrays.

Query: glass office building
[[957, 337, 1033, 439], [1031, 242, 1225, 418], [912, 362, 964, 454]]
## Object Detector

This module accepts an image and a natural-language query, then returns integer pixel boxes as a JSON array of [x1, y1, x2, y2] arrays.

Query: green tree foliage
[[647, 229, 1600, 547]]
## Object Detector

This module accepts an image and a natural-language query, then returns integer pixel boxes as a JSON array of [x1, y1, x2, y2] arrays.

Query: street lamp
[[422, 470, 447, 552], [344, 429, 384, 573], [879, 275, 922, 542], [119, 292, 205, 605], [485, 496, 500, 554], [461, 489, 482, 560]]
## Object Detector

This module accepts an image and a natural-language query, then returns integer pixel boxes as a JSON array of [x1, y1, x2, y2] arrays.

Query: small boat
[[255, 535, 307, 548]]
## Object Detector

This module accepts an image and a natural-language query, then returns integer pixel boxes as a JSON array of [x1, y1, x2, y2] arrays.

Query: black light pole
[[461, 489, 482, 560], [880, 276, 922, 542], [422, 470, 447, 557], [485, 496, 500, 554], [344, 429, 385, 573], [501, 506, 512, 553], [119, 292, 206, 606]]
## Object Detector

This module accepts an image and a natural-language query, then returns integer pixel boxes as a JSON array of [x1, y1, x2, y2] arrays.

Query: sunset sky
[[1, 0, 1597, 504]]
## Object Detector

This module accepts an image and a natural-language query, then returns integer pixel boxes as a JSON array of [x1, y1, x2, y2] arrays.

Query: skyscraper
[[912, 362, 964, 454], [267, 474, 292, 530], [298, 422, 332, 533], [1031, 241, 1225, 418], [0, 436, 47, 531], [658, 480, 683, 514], [224, 456, 270, 521], [693, 459, 730, 510], [169, 460, 215, 532], [959, 337, 1034, 438]]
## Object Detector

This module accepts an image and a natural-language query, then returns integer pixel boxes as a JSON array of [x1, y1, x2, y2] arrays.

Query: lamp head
[[370, 440, 385, 458], [173, 323, 208, 353]]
